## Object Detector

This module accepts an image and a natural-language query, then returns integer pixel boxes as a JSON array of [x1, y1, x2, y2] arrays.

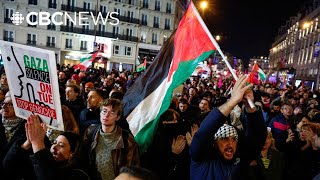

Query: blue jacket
[[268, 114, 290, 151], [190, 107, 267, 180]]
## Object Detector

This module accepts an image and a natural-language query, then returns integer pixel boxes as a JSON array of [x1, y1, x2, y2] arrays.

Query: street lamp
[[303, 22, 311, 29], [199, 1, 208, 16], [215, 35, 221, 41], [200, 1, 208, 10]]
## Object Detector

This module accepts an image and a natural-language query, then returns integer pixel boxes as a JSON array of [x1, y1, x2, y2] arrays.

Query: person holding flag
[[248, 63, 267, 85], [189, 75, 267, 180]]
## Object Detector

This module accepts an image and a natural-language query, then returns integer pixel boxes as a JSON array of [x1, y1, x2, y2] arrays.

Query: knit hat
[[214, 124, 238, 141], [85, 82, 94, 88], [59, 132, 80, 152]]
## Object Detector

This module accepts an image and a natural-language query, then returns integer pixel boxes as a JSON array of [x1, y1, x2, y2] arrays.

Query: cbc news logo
[[10, 11, 119, 26], [11, 12, 24, 25]]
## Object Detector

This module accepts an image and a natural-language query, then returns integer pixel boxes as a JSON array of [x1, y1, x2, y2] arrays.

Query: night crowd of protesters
[[0, 63, 320, 180]]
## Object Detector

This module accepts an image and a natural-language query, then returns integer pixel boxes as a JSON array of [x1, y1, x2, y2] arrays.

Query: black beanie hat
[[59, 132, 80, 152]]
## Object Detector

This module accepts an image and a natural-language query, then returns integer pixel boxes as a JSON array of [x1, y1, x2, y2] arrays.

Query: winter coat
[[190, 107, 267, 180], [81, 124, 140, 179]]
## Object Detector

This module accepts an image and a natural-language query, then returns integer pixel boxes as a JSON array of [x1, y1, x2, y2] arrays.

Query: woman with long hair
[[46, 105, 79, 142]]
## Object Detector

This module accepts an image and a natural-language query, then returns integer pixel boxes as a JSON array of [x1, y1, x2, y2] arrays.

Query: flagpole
[[191, 3, 255, 108]]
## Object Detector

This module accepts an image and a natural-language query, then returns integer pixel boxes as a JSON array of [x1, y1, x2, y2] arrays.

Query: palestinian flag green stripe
[[122, 2, 219, 153], [132, 50, 214, 152]]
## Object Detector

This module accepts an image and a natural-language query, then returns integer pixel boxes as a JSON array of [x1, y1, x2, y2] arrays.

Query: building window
[[153, 17, 159, 28], [46, 36, 55, 47], [113, 45, 120, 55], [66, 19, 73, 28], [47, 17, 56, 30], [143, 0, 148, 8], [127, 11, 134, 22], [114, 8, 121, 15], [28, 0, 37, 5], [125, 46, 132, 56], [163, 34, 168, 44], [65, 38, 72, 49], [113, 26, 120, 36], [122, 63, 133, 71], [28, 14, 37, 27], [166, 3, 172, 13], [100, 5, 107, 15], [3, 30, 14, 42], [48, 0, 57, 8], [83, 2, 91, 11], [5, 8, 14, 23], [142, 14, 147, 25], [82, 21, 90, 34], [27, 33, 37, 45], [152, 33, 158, 44], [128, 0, 135, 5], [155, 0, 161, 11], [80, 40, 87, 50], [165, 18, 171, 30], [99, 24, 105, 32], [126, 28, 133, 40], [140, 31, 147, 43]]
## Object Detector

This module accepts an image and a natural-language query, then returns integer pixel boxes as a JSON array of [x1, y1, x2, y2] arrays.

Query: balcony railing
[[96, 31, 138, 42], [28, 0, 37, 5], [47, 24, 56, 30], [61, 4, 82, 12], [27, 40, 37, 45], [60, 26, 94, 35], [166, 8, 171, 13], [155, 6, 160, 11], [141, 21, 147, 26], [49, 3, 57, 8], [153, 23, 159, 28], [165, 25, 170, 30], [143, 3, 148, 8], [60, 26, 73, 32], [4, 37, 14, 42], [4, 18, 11, 24], [61, 4, 97, 15], [46, 42, 55, 47], [65, 45, 72, 49], [118, 15, 139, 24], [152, 40, 157, 44]]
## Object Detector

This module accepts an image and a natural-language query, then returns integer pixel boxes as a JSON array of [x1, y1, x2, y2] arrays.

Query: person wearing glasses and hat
[[0, 96, 25, 165], [189, 75, 267, 180]]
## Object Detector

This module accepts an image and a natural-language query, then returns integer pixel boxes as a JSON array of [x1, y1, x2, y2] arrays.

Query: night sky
[[201, 0, 308, 61]]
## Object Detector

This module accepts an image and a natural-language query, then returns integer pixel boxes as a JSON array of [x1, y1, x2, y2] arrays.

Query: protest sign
[[0, 40, 63, 131]]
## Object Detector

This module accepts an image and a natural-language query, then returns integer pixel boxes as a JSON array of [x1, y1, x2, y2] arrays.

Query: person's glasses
[[1, 102, 13, 108], [101, 109, 117, 116], [282, 107, 293, 111]]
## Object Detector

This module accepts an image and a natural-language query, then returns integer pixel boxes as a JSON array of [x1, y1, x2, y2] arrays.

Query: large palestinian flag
[[122, 2, 218, 153]]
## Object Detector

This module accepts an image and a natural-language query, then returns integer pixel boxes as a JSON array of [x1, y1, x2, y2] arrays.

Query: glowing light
[[200, 1, 208, 10]]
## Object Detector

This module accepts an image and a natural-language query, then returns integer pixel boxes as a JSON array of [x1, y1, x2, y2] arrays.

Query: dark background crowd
[[0, 64, 319, 180]]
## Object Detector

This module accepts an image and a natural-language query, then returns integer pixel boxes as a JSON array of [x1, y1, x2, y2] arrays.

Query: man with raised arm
[[190, 75, 267, 180]]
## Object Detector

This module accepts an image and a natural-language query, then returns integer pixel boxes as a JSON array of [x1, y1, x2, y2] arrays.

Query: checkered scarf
[[214, 124, 238, 140]]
